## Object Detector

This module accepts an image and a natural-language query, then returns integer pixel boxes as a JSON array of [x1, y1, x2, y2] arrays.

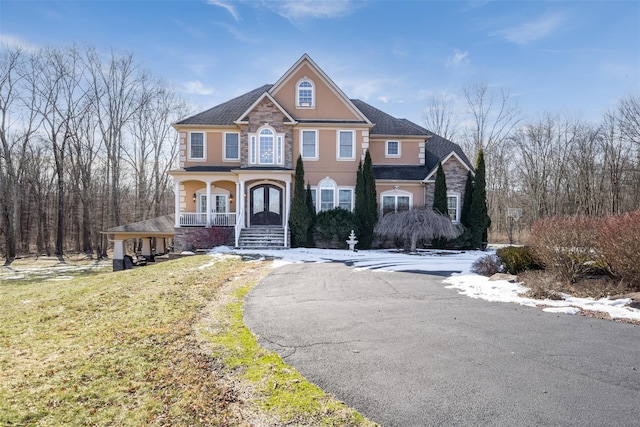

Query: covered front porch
[[171, 169, 294, 248]]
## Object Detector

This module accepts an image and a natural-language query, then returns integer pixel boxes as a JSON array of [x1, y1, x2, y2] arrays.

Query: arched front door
[[250, 184, 282, 226]]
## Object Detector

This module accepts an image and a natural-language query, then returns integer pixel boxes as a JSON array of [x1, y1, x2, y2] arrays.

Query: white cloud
[[497, 13, 566, 45], [446, 49, 469, 68], [0, 34, 38, 52], [207, 0, 240, 21], [267, 0, 356, 22], [181, 81, 215, 95]]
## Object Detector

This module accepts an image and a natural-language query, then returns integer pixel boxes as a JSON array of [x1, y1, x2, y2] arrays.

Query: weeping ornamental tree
[[375, 208, 461, 253], [469, 148, 491, 249], [354, 150, 378, 249], [289, 155, 312, 247]]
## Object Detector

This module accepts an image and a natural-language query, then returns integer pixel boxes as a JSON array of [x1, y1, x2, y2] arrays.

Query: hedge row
[[529, 211, 640, 288]]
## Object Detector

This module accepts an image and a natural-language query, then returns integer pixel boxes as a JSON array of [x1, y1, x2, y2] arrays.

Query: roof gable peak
[[270, 54, 371, 124]]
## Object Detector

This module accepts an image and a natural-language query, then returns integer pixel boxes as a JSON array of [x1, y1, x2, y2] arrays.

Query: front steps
[[237, 227, 288, 249]]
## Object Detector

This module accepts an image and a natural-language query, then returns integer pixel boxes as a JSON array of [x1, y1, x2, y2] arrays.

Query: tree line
[[2, 43, 638, 262], [423, 84, 640, 241], [0, 45, 189, 263]]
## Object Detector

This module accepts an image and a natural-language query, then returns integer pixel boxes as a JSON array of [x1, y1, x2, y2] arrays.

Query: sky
[[1, 0, 639, 127]]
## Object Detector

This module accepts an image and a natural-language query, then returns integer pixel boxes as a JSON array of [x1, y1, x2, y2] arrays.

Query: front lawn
[[0, 255, 374, 426]]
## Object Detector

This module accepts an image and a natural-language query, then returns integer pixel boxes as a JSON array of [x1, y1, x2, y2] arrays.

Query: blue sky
[[1, 0, 638, 125]]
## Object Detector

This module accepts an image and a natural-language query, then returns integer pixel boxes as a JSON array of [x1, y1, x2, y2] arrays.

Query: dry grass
[[519, 270, 631, 300], [0, 255, 375, 426]]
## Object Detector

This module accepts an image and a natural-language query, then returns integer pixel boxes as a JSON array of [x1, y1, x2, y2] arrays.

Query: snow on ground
[[210, 246, 640, 322]]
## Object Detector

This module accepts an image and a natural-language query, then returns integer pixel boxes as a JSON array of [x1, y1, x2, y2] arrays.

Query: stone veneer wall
[[240, 98, 293, 169], [173, 227, 235, 252], [424, 156, 470, 208]]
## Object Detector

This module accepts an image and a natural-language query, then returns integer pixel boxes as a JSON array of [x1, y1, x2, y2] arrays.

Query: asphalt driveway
[[244, 263, 640, 426]]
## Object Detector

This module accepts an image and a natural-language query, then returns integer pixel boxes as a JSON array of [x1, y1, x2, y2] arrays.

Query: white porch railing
[[179, 212, 236, 227], [209, 213, 237, 226]]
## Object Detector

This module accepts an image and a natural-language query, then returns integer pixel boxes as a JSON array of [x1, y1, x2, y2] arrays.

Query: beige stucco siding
[[377, 182, 426, 208], [272, 63, 360, 121], [178, 128, 242, 168], [368, 136, 424, 165]]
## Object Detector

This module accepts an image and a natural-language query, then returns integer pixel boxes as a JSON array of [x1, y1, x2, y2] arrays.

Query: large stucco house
[[106, 54, 473, 270]]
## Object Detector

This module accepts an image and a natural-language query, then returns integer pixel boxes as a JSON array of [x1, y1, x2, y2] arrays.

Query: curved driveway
[[244, 263, 640, 426]]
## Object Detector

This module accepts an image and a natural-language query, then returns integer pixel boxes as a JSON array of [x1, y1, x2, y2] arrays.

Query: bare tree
[[461, 83, 522, 236], [0, 46, 41, 262], [375, 208, 462, 252], [618, 94, 640, 146], [33, 47, 89, 256], [422, 93, 458, 140]]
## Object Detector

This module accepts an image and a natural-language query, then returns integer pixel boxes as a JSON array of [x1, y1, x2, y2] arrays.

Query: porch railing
[[179, 212, 236, 227]]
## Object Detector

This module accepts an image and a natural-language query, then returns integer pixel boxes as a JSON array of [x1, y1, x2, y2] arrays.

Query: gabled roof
[[424, 134, 474, 174], [235, 92, 297, 124], [103, 214, 175, 236], [176, 84, 273, 126], [270, 54, 372, 125], [350, 100, 429, 136]]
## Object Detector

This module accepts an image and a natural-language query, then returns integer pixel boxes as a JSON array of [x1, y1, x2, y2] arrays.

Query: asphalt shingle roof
[[176, 84, 273, 125], [350, 99, 430, 136], [373, 165, 429, 181], [104, 214, 175, 234]]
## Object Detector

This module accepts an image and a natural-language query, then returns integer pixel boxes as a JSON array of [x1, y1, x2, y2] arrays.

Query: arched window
[[319, 179, 335, 211], [297, 79, 314, 107], [259, 128, 274, 164]]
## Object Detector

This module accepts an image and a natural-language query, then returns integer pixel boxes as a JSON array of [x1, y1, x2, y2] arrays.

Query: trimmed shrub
[[471, 254, 502, 276], [597, 210, 640, 289], [314, 208, 357, 249], [496, 246, 542, 275], [529, 216, 601, 284]]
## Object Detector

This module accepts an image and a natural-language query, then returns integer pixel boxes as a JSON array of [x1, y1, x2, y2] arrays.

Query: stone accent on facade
[[240, 98, 293, 168], [173, 227, 235, 252], [178, 132, 186, 167], [424, 156, 470, 209]]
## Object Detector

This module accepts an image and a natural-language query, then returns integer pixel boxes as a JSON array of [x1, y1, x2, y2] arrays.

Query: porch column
[[156, 238, 165, 254], [141, 237, 154, 262], [206, 182, 212, 227], [236, 180, 245, 248], [284, 180, 291, 248], [113, 239, 125, 271], [174, 181, 181, 228]]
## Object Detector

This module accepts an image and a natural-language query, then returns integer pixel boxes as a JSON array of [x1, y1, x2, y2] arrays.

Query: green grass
[[0, 255, 375, 426]]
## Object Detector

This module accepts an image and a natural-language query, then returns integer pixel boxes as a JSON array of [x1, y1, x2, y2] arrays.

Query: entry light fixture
[[192, 193, 196, 203], [229, 194, 234, 203]]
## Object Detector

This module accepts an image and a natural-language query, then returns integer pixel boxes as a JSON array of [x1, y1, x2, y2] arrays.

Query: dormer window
[[297, 78, 314, 108]]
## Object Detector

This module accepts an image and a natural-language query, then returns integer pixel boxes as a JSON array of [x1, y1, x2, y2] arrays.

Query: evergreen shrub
[[496, 246, 542, 275]]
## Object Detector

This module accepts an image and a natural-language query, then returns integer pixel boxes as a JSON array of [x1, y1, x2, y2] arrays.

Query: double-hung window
[[386, 140, 400, 158], [382, 194, 411, 215], [338, 189, 353, 210], [189, 132, 205, 160], [301, 130, 317, 159], [224, 133, 239, 161], [337, 130, 354, 160], [447, 194, 460, 222]]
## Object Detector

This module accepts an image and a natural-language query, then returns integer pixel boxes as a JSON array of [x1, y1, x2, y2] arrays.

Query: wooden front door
[[250, 184, 282, 226]]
